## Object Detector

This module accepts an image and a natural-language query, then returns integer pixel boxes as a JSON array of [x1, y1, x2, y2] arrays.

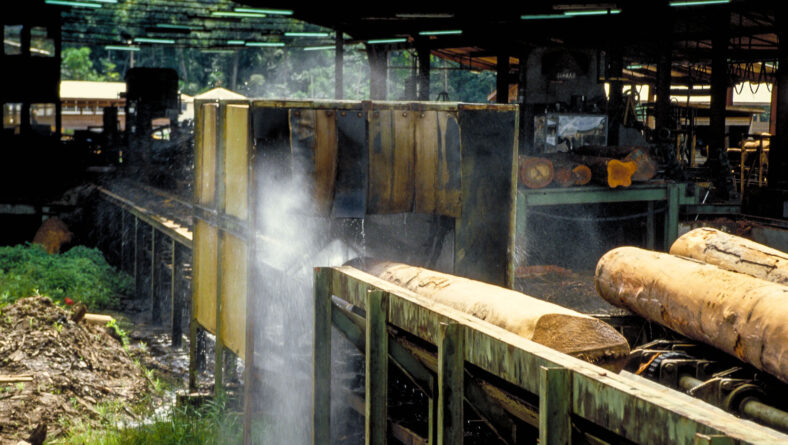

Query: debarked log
[[575, 146, 657, 182], [595, 246, 788, 383], [670, 227, 788, 286], [366, 262, 630, 371], [573, 154, 637, 188], [542, 153, 592, 187]]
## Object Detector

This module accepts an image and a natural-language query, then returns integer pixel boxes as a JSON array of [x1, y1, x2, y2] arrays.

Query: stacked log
[[518, 145, 654, 189], [367, 261, 631, 371], [595, 245, 788, 383]]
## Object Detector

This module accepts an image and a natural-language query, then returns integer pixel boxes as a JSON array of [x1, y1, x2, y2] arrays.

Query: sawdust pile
[[0, 296, 152, 444]]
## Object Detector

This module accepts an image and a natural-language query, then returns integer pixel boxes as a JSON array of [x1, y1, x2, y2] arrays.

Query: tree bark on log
[[670, 227, 788, 285], [595, 246, 788, 383], [367, 261, 630, 371], [543, 153, 592, 187], [519, 156, 554, 189], [575, 146, 656, 182]]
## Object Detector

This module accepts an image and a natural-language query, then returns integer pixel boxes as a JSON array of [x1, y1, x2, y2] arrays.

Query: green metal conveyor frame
[[314, 265, 788, 445]]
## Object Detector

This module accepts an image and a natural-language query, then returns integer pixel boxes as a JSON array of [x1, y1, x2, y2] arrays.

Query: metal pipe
[[679, 374, 788, 433]]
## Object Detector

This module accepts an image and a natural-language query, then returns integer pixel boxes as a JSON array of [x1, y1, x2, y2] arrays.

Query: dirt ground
[[0, 296, 155, 444]]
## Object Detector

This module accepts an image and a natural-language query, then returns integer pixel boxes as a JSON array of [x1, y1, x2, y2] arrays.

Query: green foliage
[[0, 243, 132, 309], [55, 397, 250, 445], [62, 47, 121, 81], [106, 318, 130, 349]]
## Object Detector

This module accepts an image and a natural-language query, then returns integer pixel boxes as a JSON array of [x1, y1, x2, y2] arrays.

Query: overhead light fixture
[[211, 11, 266, 18], [367, 38, 407, 44], [563, 9, 621, 16], [304, 45, 335, 51], [669, 0, 730, 6], [285, 32, 330, 37], [234, 7, 293, 15], [105, 45, 140, 51], [395, 13, 454, 18], [626, 64, 643, 70], [227, 40, 245, 45], [134, 37, 175, 44], [204, 49, 235, 54], [44, 0, 102, 8], [156, 24, 202, 30], [521, 14, 570, 20], [419, 30, 462, 36], [245, 42, 285, 47]]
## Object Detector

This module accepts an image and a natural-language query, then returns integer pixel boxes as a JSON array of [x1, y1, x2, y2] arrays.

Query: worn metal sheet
[[220, 233, 247, 359], [414, 111, 439, 214], [223, 104, 249, 220], [332, 110, 367, 218], [454, 109, 518, 286], [290, 109, 338, 216], [194, 220, 217, 333], [196, 103, 218, 207], [414, 111, 461, 217], [368, 110, 415, 214]]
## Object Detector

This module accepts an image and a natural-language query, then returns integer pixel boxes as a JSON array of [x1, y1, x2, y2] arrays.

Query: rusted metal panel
[[454, 108, 518, 286], [332, 110, 367, 218], [194, 220, 218, 333], [414, 110, 439, 214], [219, 233, 247, 358], [368, 109, 415, 214], [196, 103, 218, 207], [413, 110, 462, 217], [314, 110, 338, 215], [223, 104, 249, 220]]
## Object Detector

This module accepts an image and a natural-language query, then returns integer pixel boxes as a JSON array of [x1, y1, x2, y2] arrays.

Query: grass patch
[[52, 397, 252, 445], [0, 243, 132, 309]]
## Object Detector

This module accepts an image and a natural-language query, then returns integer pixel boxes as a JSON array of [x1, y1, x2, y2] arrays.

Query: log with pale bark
[[519, 156, 554, 189], [366, 261, 630, 371], [575, 146, 657, 182], [595, 246, 788, 383], [670, 227, 788, 285]]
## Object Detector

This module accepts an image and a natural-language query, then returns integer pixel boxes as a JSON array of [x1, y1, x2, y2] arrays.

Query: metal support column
[[134, 217, 143, 297], [518, 51, 533, 154], [497, 52, 510, 104], [171, 240, 183, 347], [539, 366, 571, 445], [335, 29, 344, 100], [367, 45, 388, 100], [438, 323, 464, 445], [665, 183, 680, 250], [655, 36, 672, 134], [365, 290, 389, 445], [151, 228, 162, 325], [607, 46, 624, 146], [709, 9, 736, 199], [313, 268, 333, 444], [768, 11, 788, 187]]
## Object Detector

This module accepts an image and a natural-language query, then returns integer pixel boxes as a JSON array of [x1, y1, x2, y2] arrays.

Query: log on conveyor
[[519, 156, 554, 189], [670, 227, 788, 285], [575, 145, 657, 182], [366, 261, 630, 371], [595, 246, 788, 383], [542, 153, 592, 187], [573, 154, 637, 188]]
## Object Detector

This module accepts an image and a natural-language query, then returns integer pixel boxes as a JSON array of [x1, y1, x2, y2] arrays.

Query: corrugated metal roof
[[194, 87, 246, 100], [60, 81, 126, 100]]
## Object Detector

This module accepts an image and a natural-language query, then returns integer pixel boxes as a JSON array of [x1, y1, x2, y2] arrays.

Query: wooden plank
[[540, 366, 572, 445], [365, 289, 389, 445], [151, 228, 162, 325], [197, 103, 218, 207], [171, 240, 183, 348], [219, 233, 248, 358], [332, 110, 367, 218], [313, 268, 333, 444], [438, 322, 464, 445], [694, 434, 735, 445], [193, 220, 218, 333]]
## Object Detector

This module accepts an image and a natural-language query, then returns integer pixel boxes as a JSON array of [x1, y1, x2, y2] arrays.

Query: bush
[[0, 243, 132, 309]]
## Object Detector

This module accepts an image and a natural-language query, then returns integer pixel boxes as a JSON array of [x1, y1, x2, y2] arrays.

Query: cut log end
[[531, 314, 630, 371], [520, 157, 554, 189], [572, 164, 592, 185], [606, 159, 637, 188]]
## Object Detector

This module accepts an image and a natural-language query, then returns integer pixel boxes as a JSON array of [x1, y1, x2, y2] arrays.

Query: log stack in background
[[595, 234, 788, 383], [518, 146, 656, 189]]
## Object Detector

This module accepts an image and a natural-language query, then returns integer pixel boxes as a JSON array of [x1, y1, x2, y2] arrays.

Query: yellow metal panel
[[223, 104, 249, 220], [194, 220, 217, 333], [197, 103, 218, 206], [220, 233, 247, 359], [414, 110, 438, 214], [368, 110, 415, 213]]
